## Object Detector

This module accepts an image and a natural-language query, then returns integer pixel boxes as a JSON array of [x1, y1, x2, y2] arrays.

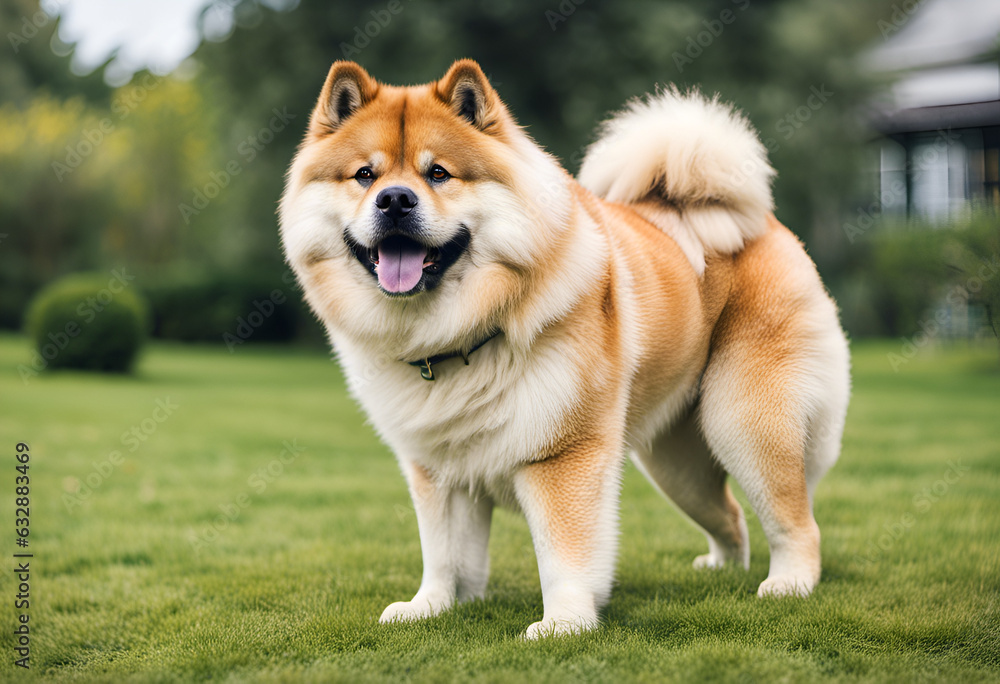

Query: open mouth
[[345, 228, 470, 296]]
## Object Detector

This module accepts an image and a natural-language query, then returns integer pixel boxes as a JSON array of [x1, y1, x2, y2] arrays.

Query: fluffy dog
[[279, 59, 850, 638]]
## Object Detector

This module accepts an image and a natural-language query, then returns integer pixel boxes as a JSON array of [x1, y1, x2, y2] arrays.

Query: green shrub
[[26, 272, 149, 373], [947, 214, 1000, 338], [867, 227, 952, 336], [838, 213, 1000, 340]]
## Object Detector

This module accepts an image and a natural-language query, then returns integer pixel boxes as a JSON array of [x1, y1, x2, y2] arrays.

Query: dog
[[279, 59, 850, 638]]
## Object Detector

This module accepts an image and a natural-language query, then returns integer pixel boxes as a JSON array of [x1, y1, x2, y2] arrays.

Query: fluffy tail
[[578, 87, 775, 258]]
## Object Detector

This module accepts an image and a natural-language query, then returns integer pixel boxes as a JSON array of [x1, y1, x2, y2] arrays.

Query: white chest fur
[[336, 333, 588, 500]]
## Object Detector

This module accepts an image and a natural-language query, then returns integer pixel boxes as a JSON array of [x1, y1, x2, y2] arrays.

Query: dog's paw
[[523, 615, 597, 639], [693, 552, 727, 569], [379, 598, 442, 624], [756, 575, 814, 598]]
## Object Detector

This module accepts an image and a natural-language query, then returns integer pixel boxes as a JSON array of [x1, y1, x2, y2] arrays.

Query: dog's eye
[[355, 167, 375, 183], [428, 165, 450, 183]]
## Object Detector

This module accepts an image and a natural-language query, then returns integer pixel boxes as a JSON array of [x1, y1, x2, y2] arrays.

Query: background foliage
[[1, 0, 996, 349]]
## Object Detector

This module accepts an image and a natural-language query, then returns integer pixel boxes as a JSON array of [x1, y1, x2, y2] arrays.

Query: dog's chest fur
[[335, 331, 610, 502]]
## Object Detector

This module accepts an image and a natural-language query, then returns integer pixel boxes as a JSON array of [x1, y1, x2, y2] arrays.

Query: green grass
[[0, 334, 998, 683]]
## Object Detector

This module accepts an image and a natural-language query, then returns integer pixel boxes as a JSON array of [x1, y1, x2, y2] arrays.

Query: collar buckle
[[417, 358, 434, 381], [406, 329, 500, 382]]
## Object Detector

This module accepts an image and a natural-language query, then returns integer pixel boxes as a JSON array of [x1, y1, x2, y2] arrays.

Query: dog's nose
[[375, 186, 418, 222]]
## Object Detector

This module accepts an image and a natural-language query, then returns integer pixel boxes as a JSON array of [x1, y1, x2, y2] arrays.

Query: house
[[864, 0, 1000, 220]]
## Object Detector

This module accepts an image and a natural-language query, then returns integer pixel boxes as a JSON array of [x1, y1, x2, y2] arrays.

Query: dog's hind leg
[[632, 408, 749, 570], [804, 393, 849, 506], [697, 341, 841, 598]]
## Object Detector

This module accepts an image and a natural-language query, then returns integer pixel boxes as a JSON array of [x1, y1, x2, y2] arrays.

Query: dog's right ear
[[309, 61, 379, 136]]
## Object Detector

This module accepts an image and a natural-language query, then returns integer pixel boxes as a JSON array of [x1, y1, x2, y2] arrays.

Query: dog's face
[[305, 61, 507, 299], [280, 60, 572, 351]]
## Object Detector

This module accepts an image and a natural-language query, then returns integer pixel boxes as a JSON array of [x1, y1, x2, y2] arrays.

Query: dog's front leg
[[380, 460, 493, 624], [514, 444, 623, 638]]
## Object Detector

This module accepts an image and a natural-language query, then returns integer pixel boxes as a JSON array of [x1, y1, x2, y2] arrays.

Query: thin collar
[[406, 329, 501, 381]]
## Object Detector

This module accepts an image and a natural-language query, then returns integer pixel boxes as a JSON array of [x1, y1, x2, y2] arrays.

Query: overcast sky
[[49, 0, 214, 85], [49, 0, 296, 85]]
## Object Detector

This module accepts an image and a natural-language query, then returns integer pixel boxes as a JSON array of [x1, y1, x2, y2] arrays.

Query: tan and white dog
[[280, 60, 850, 638]]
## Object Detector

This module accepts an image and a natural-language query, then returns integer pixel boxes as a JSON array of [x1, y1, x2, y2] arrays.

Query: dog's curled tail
[[578, 87, 775, 260]]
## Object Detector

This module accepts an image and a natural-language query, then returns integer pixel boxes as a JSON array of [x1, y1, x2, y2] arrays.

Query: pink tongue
[[377, 238, 428, 293]]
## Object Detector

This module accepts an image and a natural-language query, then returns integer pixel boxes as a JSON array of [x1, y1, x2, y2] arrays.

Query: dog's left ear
[[436, 60, 503, 133]]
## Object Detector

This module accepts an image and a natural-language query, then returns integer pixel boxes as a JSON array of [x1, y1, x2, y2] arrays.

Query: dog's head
[[280, 60, 575, 353]]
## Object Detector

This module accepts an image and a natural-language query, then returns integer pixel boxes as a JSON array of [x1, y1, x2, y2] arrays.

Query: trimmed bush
[[26, 272, 149, 373]]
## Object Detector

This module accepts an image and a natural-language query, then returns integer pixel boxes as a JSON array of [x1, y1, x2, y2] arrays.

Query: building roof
[[865, 0, 1000, 73], [863, 0, 1000, 128]]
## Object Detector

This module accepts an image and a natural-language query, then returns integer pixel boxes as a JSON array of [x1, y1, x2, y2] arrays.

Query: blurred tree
[[1, 0, 109, 327], [94, 76, 228, 268], [0, 73, 225, 327], [1, 0, 909, 337], [189, 0, 899, 278], [0, 94, 109, 326], [0, 0, 107, 105]]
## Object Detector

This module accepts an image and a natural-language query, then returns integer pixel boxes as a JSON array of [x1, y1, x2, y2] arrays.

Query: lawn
[[0, 334, 998, 683]]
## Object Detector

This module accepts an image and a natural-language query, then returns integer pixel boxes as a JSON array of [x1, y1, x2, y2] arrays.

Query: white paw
[[693, 529, 750, 570], [523, 615, 597, 639], [693, 552, 727, 569], [379, 596, 447, 623], [756, 575, 814, 598]]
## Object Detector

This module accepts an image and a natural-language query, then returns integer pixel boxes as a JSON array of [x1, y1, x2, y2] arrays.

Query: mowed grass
[[0, 333, 998, 683]]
